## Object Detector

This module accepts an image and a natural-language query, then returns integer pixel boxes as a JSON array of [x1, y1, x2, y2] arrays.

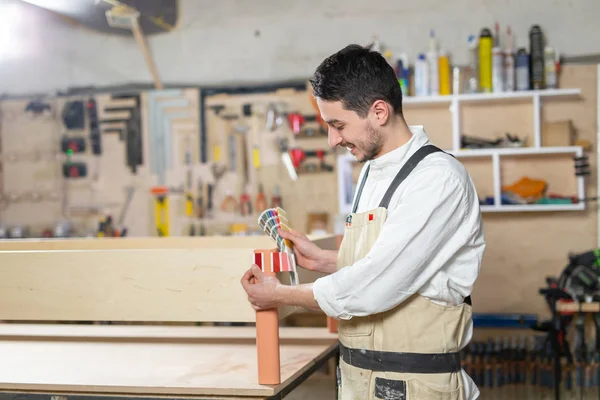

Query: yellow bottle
[[479, 28, 493, 92], [438, 50, 451, 95]]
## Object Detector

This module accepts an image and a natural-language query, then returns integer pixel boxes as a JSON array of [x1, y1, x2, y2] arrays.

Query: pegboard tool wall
[[0, 89, 203, 237], [0, 94, 149, 237], [202, 83, 340, 236], [0, 83, 337, 238]]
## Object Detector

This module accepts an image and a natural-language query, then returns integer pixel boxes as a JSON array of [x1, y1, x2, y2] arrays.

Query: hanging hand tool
[[206, 184, 214, 218], [87, 98, 102, 155], [184, 137, 194, 217], [220, 189, 236, 213], [196, 178, 205, 219], [116, 185, 135, 234], [288, 147, 333, 173], [286, 113, 320, 136], [102, 93, 143, 173], [271, 185, 282, 208], [255, 183, 267, 212], [151, 186, 169, 236], [228, 133, 237, 172], [278, 138, 298, 181]]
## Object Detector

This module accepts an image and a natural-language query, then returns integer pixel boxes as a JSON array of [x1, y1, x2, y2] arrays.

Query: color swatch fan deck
[[257, 207, 299, 285]]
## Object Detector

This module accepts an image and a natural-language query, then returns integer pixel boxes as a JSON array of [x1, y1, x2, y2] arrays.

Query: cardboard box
[[542, 120, 576, 147]]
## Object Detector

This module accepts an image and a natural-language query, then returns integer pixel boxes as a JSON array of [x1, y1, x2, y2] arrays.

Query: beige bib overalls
[[336, 145, 473, 400]]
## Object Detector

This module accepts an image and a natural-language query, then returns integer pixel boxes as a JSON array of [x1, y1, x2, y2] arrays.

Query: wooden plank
[[0, 325, 338, 398], [0, 235, 336, 323], [556, 301, 600, 313], [0, 233, 334, 251], [0, 324, 337, 342]]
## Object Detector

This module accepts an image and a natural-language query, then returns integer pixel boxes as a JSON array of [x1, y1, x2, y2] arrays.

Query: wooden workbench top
[[0, 324, 339, 398]]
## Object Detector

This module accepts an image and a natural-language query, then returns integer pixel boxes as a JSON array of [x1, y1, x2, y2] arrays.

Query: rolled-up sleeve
[[312, 167, 470, 319]]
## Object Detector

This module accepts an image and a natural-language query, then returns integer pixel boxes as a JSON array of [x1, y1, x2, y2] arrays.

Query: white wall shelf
[[403, 88, 581, 105], [449, 146, 583, 158], [480, 203, 585, 213], [405, 88, 586, 213]]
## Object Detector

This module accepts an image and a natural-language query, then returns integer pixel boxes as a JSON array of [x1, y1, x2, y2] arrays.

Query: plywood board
[[0, 235, 336, 323], [403, 104, 453, 150], [0, 324, 339, 398]]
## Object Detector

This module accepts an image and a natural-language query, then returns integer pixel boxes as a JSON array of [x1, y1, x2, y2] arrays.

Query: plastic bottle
[[515, 48, 530, 91], [544, 46, 557, 89], [529, 25, 545, 89], [478, 28, 493, 92], [427, 30, 439, 96], [372, 35, 381, 53], [466, 35, 479, 93], [438, 50, 451, 95], [396, 53, 409, 96], [415, 53, 429, 96], [503, 25, 515, 91], [492, 46, 504, 93]]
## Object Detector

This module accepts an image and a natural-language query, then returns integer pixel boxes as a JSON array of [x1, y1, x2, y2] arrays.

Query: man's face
[[316, 98, 383, 163]]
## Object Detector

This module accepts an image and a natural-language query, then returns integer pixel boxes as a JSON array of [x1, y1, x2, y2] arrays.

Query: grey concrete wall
[[1, 0, 599, 95]]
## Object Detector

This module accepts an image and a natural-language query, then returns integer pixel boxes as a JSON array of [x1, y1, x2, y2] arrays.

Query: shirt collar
[[368, 125, 430, 172]]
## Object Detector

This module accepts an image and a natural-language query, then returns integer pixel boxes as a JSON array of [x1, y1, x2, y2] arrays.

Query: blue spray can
[[515, 48, 530, 91]]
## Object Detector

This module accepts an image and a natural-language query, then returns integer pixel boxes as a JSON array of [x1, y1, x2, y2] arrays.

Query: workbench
[[0, 234, 340, 399], [0, 324, 338, 400]]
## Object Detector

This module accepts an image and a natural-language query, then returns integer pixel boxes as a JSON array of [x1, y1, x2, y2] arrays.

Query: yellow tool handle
[[185, 193, 193, 216], [214, 145, 221, 162], [252, 147, 260, 169], [155, 195, 169, 236]]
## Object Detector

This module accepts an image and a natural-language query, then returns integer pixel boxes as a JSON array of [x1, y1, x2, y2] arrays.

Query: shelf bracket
[[450, 97, 460, 151], [492, 153, 501, 207], [533, 94, 541, 148]]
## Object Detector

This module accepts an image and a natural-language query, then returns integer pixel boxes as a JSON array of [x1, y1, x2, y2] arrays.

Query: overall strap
[[350, 143, 473, 307], [379, 144, 445, 209], [351, 164, 371, 214]]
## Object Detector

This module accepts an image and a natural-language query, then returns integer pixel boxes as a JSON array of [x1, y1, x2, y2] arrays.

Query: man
[[241, 44, 485, 399]]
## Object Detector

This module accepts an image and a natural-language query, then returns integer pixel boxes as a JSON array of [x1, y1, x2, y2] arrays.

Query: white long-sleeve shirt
[[312, 125, 485, 399]]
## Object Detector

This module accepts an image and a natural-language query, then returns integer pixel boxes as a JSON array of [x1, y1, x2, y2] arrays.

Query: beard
[[352, 122, 384, 163]]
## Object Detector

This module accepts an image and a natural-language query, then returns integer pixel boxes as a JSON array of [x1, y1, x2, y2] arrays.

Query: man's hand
[[240, 264, 323, 313], [240, 264, 282, 311], [278, 228, 338, 274]]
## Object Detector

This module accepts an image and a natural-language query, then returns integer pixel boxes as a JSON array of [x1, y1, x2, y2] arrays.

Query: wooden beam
[[0, 235, 336, 323]]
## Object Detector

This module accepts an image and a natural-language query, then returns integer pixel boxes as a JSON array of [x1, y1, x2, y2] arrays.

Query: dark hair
[[309, 43, 403, 118]]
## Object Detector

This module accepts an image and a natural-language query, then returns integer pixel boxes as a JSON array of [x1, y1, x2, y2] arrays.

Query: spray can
[[439, 50, 451, 95], [544, 46, 557, 89], [529, 25, 545, 89], [415, 53, 429, 96], [478, 28, 493, 92], [492, 46, 504, 93], [427, 29, 439, 96], [504, 25, 515, 91], [515, 49, 530, 91]]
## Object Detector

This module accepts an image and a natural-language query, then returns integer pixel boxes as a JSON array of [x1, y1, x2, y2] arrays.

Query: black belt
[[339, 342, 462, 374]]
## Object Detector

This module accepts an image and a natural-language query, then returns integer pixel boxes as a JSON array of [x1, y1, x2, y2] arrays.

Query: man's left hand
[[241, 264, 281, 311]]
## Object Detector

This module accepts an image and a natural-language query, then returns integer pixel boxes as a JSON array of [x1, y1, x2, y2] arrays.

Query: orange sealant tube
[[254, 249, 281, 385]]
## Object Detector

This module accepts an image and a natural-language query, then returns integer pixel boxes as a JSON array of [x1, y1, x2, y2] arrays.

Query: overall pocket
[[338, 315, 372, 337], [406, 379, 460, 400]]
